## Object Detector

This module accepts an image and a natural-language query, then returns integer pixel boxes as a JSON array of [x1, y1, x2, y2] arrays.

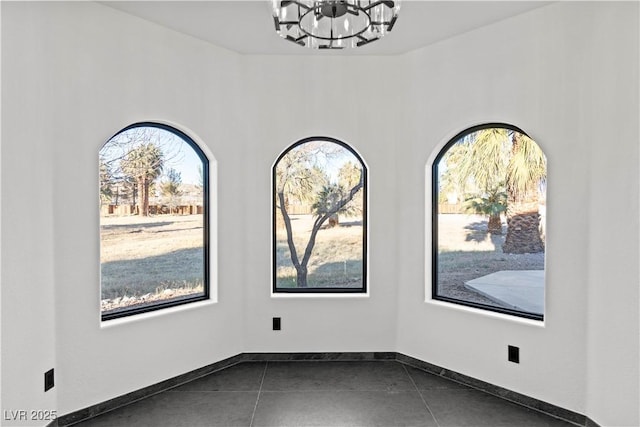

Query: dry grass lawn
[[275, 214, 364, 288], [100, 214, 205, 310], [101, 212, 542, 311]]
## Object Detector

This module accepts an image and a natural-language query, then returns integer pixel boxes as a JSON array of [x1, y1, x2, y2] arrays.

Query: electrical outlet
[[273, 317, 281, 331], [508, 345, 520, 364], [44, 369, 55, 391]]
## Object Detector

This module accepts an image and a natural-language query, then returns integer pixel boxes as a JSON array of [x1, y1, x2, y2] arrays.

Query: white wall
[[2, 2, 247, 422], [51, 2, 250, 416], [396, 1, 588, 414], [395, 2, 639, 425], [1, 2, 638, 427], [1, 4, 58, 424], [240, 54, 401, 353], [584, 3, 640, 426]]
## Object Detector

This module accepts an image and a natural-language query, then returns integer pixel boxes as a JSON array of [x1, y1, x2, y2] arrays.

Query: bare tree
[[161, 168, 183, 213], [99, 157, 113, 206], [275, 142, 363, 288]]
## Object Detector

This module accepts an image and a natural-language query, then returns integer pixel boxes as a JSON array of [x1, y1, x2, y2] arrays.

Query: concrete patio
[[465, 270, 544, 316]]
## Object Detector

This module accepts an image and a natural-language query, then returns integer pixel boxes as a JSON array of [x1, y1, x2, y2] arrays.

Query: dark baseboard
[[57, 351, 596, 427], [57, 353, 245, 426], [241, 351, 396, 362], [585, 416, 602, 427], [396, 353, 588, 426]]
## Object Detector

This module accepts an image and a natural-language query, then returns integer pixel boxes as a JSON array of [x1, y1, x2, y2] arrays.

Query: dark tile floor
[[74, 361, 576, 426]]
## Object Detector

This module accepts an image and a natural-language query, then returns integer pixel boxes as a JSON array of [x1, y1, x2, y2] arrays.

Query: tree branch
[[278, 192, 301, 269], [301, 173, 363, 268]]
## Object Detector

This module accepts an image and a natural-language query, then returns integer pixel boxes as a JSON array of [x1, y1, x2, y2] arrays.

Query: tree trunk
[[136, 178, 144, 216], [277, 192, 307, 287], [132, 183, 137, 213], [502, 201, 544, 253], [296, 265, 308, 288], [502, 132, 544, 253], [487, 214, 502, 234], [142, 177, 150, 216]]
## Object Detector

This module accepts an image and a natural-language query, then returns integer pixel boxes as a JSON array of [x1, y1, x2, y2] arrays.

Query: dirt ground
[[436, 214, 544, 308]]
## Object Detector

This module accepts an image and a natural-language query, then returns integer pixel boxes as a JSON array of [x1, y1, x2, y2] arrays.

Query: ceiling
[[101, 1, 552, 55]]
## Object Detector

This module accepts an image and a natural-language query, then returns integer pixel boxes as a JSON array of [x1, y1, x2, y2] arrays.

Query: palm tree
[[331, 161, 365, 224], [312, 182, 361, 227], [442, 129, 509, 233], [502, 132, 546, 253], [441, 128, 546, 253], [121, 143, 164, 216], [461, 128, 510, 193], [463, 186, 507, 234]]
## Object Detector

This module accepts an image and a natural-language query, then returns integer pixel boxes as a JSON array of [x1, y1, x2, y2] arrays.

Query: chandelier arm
[[356, 38, 375, 47], [281, 0, 311, 11], [362, 0, 395, 12], [387, 15, 398, 30], [285, 35, 306, 46]]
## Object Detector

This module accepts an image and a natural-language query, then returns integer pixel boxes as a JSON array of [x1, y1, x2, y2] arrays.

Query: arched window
[[432, 124, 546, 320], [99, 123, 209, 320], [273, 137, 367, 293]]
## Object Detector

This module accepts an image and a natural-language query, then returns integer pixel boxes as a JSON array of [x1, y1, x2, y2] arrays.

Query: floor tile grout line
[[402, 364, 441, 427], [249, 361, 268, 427]]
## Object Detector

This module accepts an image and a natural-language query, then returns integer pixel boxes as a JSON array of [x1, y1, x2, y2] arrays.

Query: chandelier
[[272, 1, 400, 49]]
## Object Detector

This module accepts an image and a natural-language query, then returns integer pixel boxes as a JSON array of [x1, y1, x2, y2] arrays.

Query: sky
[[102, 131, 363, 188], [292, 139, 361, 184], [101, 126, 203, 185]]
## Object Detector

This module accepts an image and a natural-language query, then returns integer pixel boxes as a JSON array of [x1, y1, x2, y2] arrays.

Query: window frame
[[431, 123, 545, 321], [272, 136, 368, 294], [100, 122, 210, 321]]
